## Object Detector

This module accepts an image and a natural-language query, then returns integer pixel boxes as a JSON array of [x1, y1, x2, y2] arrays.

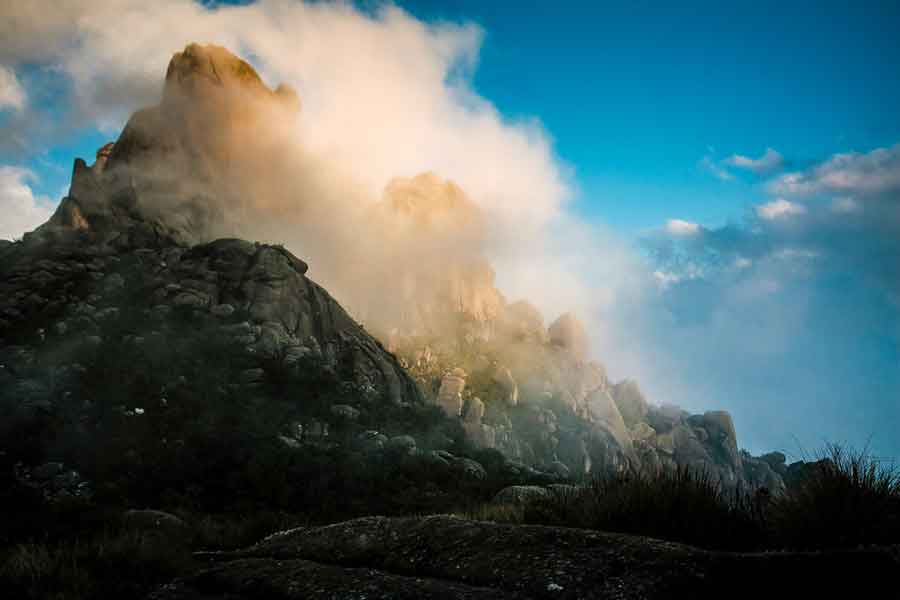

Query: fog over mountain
[[1, 0, 898, 458]]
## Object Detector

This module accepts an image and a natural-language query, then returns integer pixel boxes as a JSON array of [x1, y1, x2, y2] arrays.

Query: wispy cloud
[[725, 148, 784, 175], [699, 155, 735, 181], [756, 198, 806, 220], [0, 65, 25, 111], [665, 218, 701, 236], [770, 144, 900, 197], [701, 148, 785, 181]]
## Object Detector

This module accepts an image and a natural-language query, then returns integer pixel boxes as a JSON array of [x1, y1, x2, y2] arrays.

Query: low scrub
[[522, 466, 766, 551], [770, 444, 900, 549], [473, 445, 900, 552], [1, 528, 192, 600]]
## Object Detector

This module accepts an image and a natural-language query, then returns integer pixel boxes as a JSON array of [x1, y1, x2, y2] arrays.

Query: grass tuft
[[771, 444, 900, 549]]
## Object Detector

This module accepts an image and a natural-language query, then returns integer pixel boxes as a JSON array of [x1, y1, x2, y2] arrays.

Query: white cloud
[[0, 1, 566, 228], [0, 65, 25, 111], [725, 148, 784, 174], [770, 144, 900, 197], [665, 218, 700, 236], [0, 165, 55, 240], [756, 198, 806, 220]]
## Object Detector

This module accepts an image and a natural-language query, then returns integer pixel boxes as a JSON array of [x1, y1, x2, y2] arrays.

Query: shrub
[[521, 465, 767, 551], [0, 528, 192, 600], [770, 444, 900, 549]]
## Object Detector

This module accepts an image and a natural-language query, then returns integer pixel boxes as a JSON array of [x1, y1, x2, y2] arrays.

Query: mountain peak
[[163, 43, 299, 111], [30, 43, 301, 247]]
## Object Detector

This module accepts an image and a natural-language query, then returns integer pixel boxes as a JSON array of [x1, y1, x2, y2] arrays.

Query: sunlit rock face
[[548, 312, 590, 362], [462, 396, 496, 449], [33, 43, 301, 246], [437, 368, 467, 417], [612, 379, 649, 428], [361, 172, 506, 340]]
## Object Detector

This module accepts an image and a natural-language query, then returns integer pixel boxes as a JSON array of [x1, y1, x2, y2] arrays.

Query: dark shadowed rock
[[122, 509, 189, 537], [492, 485, 551, 506], [0, 235, 420, 409], [152, 515, 899, 599]]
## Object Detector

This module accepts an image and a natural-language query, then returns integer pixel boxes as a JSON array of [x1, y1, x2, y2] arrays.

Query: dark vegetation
[[0, 278, 528, 598], [479, 444, 900, 552], [2, 264, 899, 597]]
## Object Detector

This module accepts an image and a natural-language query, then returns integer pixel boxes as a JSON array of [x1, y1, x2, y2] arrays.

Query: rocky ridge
[[2, 43, 786, 502]]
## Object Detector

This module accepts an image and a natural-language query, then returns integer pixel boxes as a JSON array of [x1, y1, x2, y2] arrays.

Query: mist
[[3, 0, 900, 460], [1, 0, 642, 349]]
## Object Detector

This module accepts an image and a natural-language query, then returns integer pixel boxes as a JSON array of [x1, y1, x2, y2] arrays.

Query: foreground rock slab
[[152, 515, 899, 599]]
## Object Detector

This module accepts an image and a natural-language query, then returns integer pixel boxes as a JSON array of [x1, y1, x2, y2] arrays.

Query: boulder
[[462, 396, 497, 449], [760, 451, 788, 476], [611, 379, 649, 427], [492, 485, 551, 506], [630, 422, 657, 442], [548, 312, 590, 361], [501, 300, 547, 342], [491, 365, 519, 407], [449, 456, 487, 482], [388, 435, 417, 454], [646, 403, 685, 433], [122, 509, 189, 536], [437, 368, 467, 417], [701, 411, 741, 471], [330, 404, 361, 421], [583, 388, 632, 454]]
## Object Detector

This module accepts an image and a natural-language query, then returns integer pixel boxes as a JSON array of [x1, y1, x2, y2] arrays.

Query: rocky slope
[[152, 515, 898, 599], [0, 45, 430, 509], [389, 275, 786, 491], [2, 43, 787, 504]]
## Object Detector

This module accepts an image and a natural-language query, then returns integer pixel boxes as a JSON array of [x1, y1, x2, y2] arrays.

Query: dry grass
[[464, 445, 900, 552], [771, 444, 900, 549], [1, 529, 192, 600]]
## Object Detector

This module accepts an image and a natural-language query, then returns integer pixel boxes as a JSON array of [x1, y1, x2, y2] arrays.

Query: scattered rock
[[436, 368, 466, 417], [492, 485, 551, 506], [330, 404, 361, 421]]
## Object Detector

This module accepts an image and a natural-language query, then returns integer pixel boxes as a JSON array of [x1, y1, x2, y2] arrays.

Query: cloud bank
[[645, 144, 900, 456]]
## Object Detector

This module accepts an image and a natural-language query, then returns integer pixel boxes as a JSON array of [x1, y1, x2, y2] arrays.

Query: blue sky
[[8, 1, 900, 231], [2, 0, 900, 458], [397, 0, 900, 232]]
